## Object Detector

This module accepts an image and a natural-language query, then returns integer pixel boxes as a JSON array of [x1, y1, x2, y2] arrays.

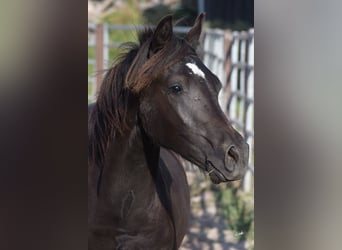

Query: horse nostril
[[227, 145, 239, 163]]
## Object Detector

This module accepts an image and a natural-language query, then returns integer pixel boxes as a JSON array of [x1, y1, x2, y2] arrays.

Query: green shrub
[[215, 187, 254, 242]]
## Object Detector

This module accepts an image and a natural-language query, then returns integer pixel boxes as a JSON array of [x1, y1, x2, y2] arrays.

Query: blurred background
[[88, 0, 254, 249]]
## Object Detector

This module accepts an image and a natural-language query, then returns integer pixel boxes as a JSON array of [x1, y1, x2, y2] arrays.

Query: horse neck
[[101, 122, 161, 198]]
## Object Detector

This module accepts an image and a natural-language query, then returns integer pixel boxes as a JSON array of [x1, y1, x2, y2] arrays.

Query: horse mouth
[[208, 170, 226, 184], [205, 160, 227, 184], [205, 159, 243, 183]]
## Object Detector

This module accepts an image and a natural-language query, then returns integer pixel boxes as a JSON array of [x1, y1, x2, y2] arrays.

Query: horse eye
[[169, 84, 183, 94]]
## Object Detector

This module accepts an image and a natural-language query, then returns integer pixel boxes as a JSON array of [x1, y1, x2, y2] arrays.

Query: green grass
[[102, 0, 143, 63], [215, 187, 254, 243], [88, 47, 95, 61], [107, 29, 139, 64], [101, 0, 145, 25], [88, 0, 144, 99], [88, 45, 96, 100]]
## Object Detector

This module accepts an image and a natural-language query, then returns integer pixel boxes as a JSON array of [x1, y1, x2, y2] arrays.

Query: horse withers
[[88, 13, 249, 250]]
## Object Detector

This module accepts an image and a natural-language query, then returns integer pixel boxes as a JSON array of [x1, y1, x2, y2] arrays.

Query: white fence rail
[[88, 24, 254, 192]]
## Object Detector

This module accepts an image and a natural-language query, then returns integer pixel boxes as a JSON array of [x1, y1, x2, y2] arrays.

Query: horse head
[[125, 13, 249, 183]]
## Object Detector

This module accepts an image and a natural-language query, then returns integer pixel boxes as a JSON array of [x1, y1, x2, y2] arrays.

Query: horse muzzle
[[206, 142, 249, 183]]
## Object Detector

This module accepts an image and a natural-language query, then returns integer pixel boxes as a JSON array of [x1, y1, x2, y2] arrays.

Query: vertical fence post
[[95, 24, 104, 93], [243, 29, 255, 193], [103, 23, 109, 69], [239, 34, 247, 131], [223, 30, 232, 108], [88, 23, 97, 102], [229, 32, 239, 123]]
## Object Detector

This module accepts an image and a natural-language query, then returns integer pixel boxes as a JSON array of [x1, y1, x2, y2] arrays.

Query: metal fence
[[88, 23, 254, 192], [227, 30, 254, 192], [201, 28, 254, 192]]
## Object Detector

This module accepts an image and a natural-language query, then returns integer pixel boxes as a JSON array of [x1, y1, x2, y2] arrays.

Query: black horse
[[88, 13, 249, 250]]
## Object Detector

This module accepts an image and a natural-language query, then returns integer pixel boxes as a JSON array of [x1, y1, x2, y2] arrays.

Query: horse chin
[[208, 170, 226, 184], [204, 159, 228, 184], [209, 172, 223, 184]]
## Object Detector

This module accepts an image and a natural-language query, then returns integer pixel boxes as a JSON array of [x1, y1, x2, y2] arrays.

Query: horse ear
[[149, 14, 173, 55], [185, 12, 205, 47]]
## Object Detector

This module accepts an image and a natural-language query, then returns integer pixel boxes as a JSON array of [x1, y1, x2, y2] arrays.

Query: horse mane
[[88, 39, 140, 171], [88, 26, 191, 192]]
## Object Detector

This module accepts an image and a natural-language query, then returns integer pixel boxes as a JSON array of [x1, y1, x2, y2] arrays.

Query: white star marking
[[186, 63, 206, 79]]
